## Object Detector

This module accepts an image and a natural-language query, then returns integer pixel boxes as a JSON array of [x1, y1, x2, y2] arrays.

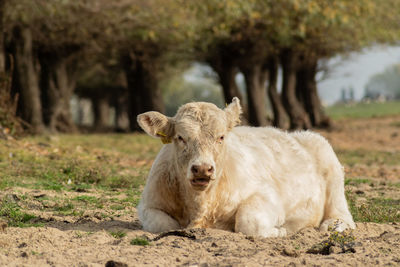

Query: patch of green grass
[[0, 201, 42, 227], [53, 202, 75, 215], [0, 134, 159, 192], [346, 191, 400, 223], [121, 190, 142, 207], [72, 195, 98, 203], [326, 101, 400, 120], [110, 204, 125, 211], [345, 178, 372, 186], [337, 149, 400, 166], [130, 237, 150, 246], [109, 231, 126, 239], [389, 182, 400, 188], [34, 180, 64, 191]]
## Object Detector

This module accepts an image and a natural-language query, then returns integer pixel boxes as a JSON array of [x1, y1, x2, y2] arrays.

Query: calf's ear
[[137, 112, 174, 144], [224, 97, 242, 129]]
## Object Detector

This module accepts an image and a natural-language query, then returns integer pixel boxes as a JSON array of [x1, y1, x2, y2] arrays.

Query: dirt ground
[[1, 116, 400, 267]]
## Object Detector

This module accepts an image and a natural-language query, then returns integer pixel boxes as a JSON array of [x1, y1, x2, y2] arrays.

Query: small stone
[[246, 236, 255, 242], [282, 247, 299, 257], [20, 252, 28, 258], [18, 242, 27, 248], [0, 220, 7, 232]]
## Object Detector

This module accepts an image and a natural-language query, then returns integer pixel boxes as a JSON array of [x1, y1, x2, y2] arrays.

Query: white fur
[[137, 100, 355, 237]]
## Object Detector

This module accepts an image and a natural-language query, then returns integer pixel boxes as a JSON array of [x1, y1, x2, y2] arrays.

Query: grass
[[0, 200, 42, 227], [345, 178, 372, 186], [0, 134, 161, 226], [0, 134, 160, 191], [0, 123, 399, 227], [346, 191, 400, 223], [110, 231, 126, 239], [130, 237, 150, 246], [337, 149, 400, 166], [326, 101, 400, 120]]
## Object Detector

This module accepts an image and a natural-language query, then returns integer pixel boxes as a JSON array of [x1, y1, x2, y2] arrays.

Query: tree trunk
[[11, 26, 44, 133], [114, 88, 129, 132], [0, 0, 5, 74], [242, 63, 268, 126], [92, 95, 110, 131], [122, 52, 164, 131], [39, 51, 77, 133], [266, 56, 287, 128], [209, 55, 246, 108], [280, 49, 311, 130], [296, 58, 332, 128]]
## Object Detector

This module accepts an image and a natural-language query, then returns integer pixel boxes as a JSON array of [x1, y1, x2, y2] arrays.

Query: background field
[[0, 103, 399, 266]]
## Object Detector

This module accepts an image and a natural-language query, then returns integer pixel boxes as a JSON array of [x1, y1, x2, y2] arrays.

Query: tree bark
[[0, 0, 5, 74], [266, 56, 287, 128], [280, 49, 311, 130], [11, 26, 44, 133], [122, 52, 164, 131], [296, 57, 331, 128], [39, 51, 77, 133], [113, 88, 129, 132], [92, 95, 110, 131], [241, 63, 268, 126], [208, 55, 246, 109]]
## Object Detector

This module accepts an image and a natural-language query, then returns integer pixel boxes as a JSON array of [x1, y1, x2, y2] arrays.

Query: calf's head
[[137, 98, 242, 191]]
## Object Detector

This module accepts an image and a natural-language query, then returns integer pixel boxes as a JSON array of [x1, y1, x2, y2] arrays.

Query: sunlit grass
[[326, 101, 400, 120], [346, 191, 400, 223], [1, 132, 399, 228], [337, 149, 400, 166], [0, 134, 161, 191]]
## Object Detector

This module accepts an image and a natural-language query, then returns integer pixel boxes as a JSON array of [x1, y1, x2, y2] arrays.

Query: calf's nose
[[191, 164, 214, 177]]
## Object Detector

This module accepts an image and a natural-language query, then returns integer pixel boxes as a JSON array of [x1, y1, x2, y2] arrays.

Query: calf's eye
[[178, 136, 185, 143]]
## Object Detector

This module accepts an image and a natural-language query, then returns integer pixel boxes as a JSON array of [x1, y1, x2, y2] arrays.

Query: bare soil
[[1, 116, 399, 267]]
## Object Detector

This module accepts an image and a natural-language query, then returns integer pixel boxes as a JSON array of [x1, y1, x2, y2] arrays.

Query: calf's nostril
[[191, 165, 199, 175], [207, 166, 214, 174]]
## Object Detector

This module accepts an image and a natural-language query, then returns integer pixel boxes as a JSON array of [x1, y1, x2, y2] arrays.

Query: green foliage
[[365, 64, 400, 99]]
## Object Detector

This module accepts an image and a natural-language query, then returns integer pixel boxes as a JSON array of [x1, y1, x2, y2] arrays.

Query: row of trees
[[1, 0, 399, 133]]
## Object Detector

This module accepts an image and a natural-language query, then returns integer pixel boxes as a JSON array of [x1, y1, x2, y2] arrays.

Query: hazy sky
[[318, 46, 400, 104]]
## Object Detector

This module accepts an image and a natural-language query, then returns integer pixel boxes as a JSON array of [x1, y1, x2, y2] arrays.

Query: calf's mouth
[[190, 177, 211, 188]]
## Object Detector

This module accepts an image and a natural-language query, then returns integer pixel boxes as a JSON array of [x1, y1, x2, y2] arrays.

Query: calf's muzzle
[[190, 163, 214, 190], [191, 164, 214, 178]]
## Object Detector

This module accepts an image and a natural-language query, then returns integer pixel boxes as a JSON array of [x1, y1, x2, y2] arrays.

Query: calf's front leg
[[139, 207, 180, 233], [235, 193, 286, 237]]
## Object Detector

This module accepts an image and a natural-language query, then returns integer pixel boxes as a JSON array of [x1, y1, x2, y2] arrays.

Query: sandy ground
[[1, 116, 400, 267]]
